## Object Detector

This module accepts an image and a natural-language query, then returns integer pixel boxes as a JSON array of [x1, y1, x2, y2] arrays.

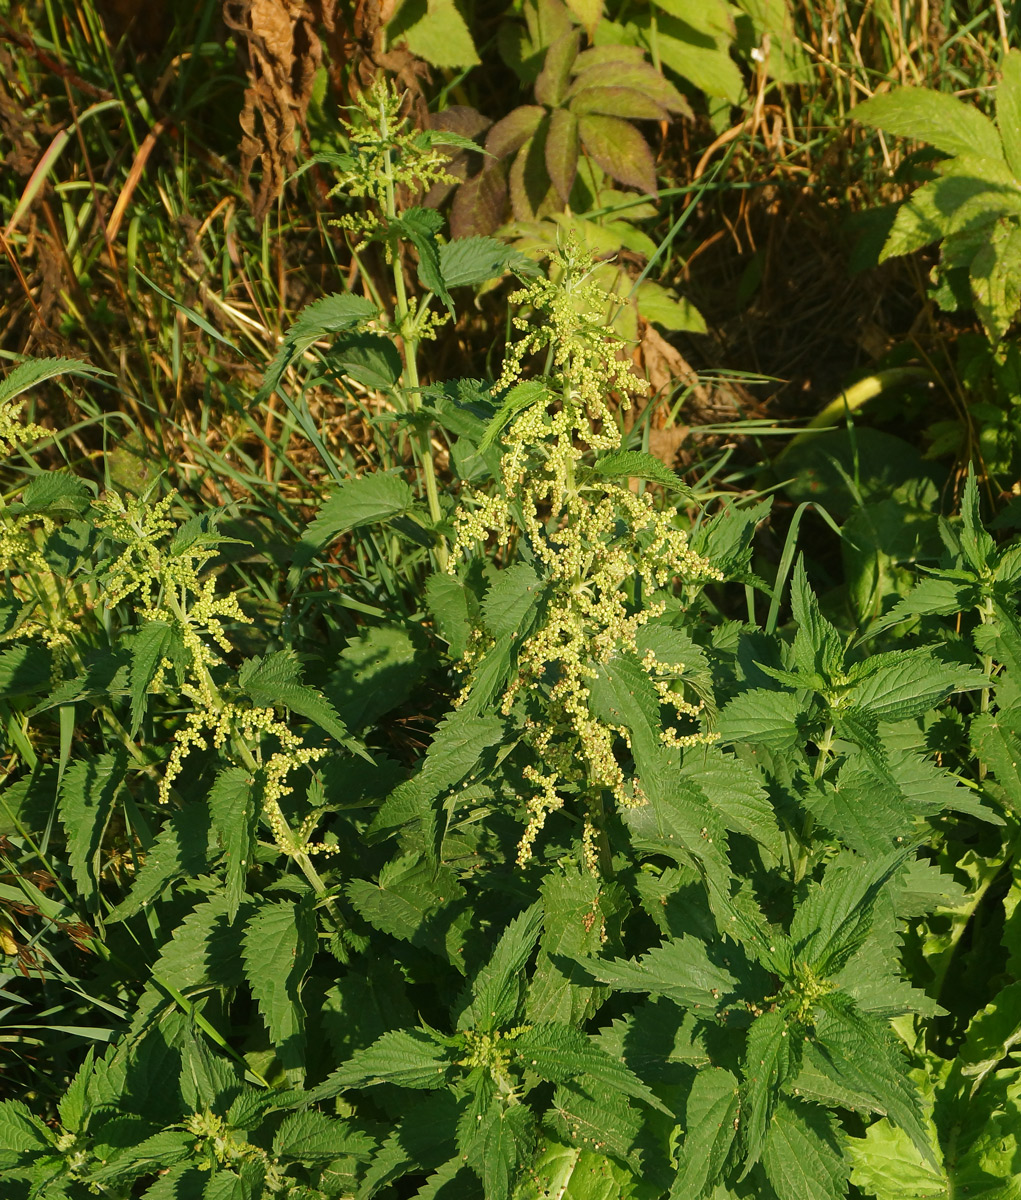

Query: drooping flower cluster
[[95, 489, 248, 709], [450, 240, 721, 868], [0, 392, 80, 647], [0, 393, 46, 458], [97, 493, 333, 858]]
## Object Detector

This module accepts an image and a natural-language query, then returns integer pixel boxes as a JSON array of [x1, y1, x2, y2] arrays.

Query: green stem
[[794, 722, 834, 883], [379, 105, 447, 568]]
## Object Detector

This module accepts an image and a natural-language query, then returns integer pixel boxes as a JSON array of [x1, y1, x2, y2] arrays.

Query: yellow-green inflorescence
[[95, 490, 334, 860], [450, 241, 722, 869], [329, 77, 458, 257], [0, 393, 80, 648]]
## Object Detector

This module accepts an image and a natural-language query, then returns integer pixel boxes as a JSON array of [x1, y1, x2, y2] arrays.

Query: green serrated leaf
[[523, 1141, 651, 1200], [256, 293, 378, 404], [128, 621, 174, 736], [0, 643, 52, 699], [272, 1110, 375, 1162], [478, 379, 550, 454], [577, 935, 737, 1010], [312, 1027, 456, 1095], [761, 1098, 848, 1200], [438, 236, 518, 289], [105, 805, 212, 922], [13, 472, 91, 518], [397, 206, 455, 313], [481, 563, 543, 638], [871, 574, 972, 633], [155, 895, 251, 991], [851, 647, 987, 721], [140, 1163, 208, 1199], [790, 850, 910, 979], [547, 1080, 645, 1168], [564, 0, 601, 34], [57, 1048, 95, 1134], [297, 472, 415, 562], [814, 996, 932, 1166], [0, 357, 110, 407], [680, 747, 783, 860], [456, 902, 542, 1032], [670, 1067, 739, 1199], [855, 87, 1004, 161], [58, 753, 123, 912], [789, 558, 844, 681], [717, 688, 803, 751], [526, 870, 626, 1026], [591, 449, 693, 494], [346, 853, 465, 964], [463, 1097, 535, 1200], [513, 1023, 669, 1113], [179, 1033, 241, 1115], [324, 332, 403, 390], [0, 1100, 55, 1158], [740, 1009, 799, 1171], [201, 1173, 248, 1200], [207, 768, 256, 920], [241, 899, 315, 1083], [425, 572, 472, 658], [237, 649, 352, 746]]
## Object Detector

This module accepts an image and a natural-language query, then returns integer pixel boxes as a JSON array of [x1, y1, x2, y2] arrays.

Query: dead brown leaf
[[223, 0, 331, 223]]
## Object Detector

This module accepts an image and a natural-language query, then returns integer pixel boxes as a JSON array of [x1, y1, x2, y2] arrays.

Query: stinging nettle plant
[[3, 74, 1021, 1200]]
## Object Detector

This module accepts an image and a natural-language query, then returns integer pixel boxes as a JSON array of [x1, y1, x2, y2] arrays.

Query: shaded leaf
[[241, 899, 315, 1083], [578, 114, 658, 194]]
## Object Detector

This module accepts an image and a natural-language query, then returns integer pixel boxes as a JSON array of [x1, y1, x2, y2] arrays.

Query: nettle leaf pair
[[308, 901, 667, 1197], [579, 849, 936, 1199], [0, 1013, 375, 1197], [857, 48, 1021, 342]]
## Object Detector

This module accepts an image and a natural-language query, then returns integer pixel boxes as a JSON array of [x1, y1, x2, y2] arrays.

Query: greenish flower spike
[[451, 239, 722, 870], [329, 77, 459, 253]]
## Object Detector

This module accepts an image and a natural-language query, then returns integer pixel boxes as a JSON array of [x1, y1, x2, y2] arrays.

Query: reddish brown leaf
[[578, 114, 658, 195], [534, 29, 580, 107], [545, 108, 579, 204], [570, 86, 668, 121], [424, 105, 491, 207], [450, 166, 509, 238], [509, 125, 554, 221], [573, 44, 648, 73], [486, 105, 547, 160], [569, 62, 691, 116]]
